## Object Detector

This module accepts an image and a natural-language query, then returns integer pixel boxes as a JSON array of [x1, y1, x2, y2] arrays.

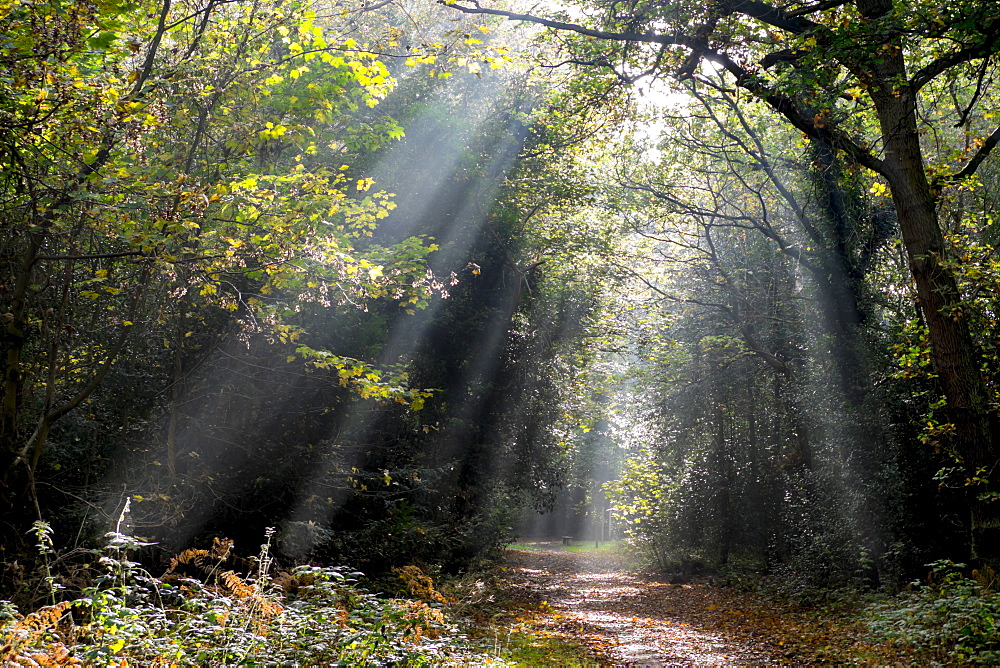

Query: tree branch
[[698, 50, 886, 175], [440, 1, 883, 177], [910, 26, 1000, 92], [718, 0, 819, 34], [932, 124, 1000, 193], [785, 0, 849, 18], [440, 1, 694, 47]]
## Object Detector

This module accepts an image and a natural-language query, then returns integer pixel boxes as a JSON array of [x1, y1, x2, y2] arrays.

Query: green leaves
[[88, 31, 118, 49], [0, 0, 459, 481]]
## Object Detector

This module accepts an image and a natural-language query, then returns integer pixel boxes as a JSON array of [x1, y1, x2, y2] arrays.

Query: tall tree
[[445, 0, 1000, 565]]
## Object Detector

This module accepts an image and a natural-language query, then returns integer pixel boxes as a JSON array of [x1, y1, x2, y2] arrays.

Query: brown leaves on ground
[[494, 544, 897, 666]]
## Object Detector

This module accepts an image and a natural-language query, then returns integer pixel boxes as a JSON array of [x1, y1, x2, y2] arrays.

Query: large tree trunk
[[884, 140, 999, 564], [859, 1, 1000, 563]]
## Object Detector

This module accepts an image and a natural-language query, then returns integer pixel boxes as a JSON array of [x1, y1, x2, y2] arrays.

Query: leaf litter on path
[[499, 545, 802, 666]]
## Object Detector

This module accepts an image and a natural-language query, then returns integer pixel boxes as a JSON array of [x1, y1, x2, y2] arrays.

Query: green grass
[[488, 629, 601, 666], [564, 540, 623, 553], [506, 539, 624, 553], [506, 540, 555, 552]]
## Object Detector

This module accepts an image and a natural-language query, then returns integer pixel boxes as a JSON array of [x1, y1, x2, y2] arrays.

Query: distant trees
[[604, 96, 915, 582]]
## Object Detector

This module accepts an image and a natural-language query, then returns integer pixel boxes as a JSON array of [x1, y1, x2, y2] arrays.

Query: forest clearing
[[3, 0, 1000, 663]]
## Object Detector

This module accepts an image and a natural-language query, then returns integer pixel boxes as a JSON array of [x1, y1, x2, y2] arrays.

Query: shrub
[[869, 561, 1000, 665], [1, 528, 485, 666]]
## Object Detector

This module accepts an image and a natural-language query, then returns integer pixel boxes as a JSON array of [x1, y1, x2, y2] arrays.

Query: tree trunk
[[0, 234, 43, 553], [859, 0, 1000, 564]]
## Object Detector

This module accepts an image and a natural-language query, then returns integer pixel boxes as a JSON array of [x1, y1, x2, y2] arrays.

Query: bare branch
[[34, 251, 146, 262]]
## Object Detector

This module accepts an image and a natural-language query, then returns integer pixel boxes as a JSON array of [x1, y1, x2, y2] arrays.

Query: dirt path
[[501, 545, 785, 667]]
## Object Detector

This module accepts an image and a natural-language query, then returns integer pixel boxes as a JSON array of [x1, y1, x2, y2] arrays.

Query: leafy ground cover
[[866, 561, 1000, 665], [1, 530, 475, 666]]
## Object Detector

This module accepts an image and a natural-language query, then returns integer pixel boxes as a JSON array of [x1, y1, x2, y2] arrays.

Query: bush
[[1, 528, 485, 666], [869, 560, 1000, 665]]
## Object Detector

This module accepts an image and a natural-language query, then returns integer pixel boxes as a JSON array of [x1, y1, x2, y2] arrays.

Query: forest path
[[501, 545, 787, 666]]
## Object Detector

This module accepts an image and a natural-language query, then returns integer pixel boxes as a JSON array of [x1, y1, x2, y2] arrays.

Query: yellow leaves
[[259, 122, 287, 139], [356, 177, 374, 192], [273, 324, 301, 344], [870, 181, 891, 197], [405, 54, 438, 67], [454, 57, 483, 75]]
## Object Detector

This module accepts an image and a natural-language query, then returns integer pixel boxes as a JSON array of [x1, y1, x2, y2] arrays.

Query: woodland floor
[[492, 542, 884, 666]]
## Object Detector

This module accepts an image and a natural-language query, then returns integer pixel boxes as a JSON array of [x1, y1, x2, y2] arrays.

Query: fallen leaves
[[496, 547, 775, 665], [489, 545, 905, 666]]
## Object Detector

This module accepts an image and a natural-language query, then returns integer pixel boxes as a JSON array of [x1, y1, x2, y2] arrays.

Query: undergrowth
[[1, 518, 603, 666], [868, 560, 1000, 665], [716, 556, 1000, 665], [0, 520, 500, 666]]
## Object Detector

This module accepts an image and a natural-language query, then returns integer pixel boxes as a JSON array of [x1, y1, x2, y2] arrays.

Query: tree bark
[[857, 0, 1000, 565]]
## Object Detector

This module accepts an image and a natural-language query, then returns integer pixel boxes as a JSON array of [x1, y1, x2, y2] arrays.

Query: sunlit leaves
[[0, 0, 453, 471], [294, 345, 435, 409]]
